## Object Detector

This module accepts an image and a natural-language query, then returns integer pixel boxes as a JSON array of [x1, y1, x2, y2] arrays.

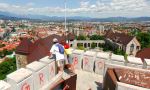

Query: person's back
[[50, 43, 65, 61], [50, 38, 65, 73]]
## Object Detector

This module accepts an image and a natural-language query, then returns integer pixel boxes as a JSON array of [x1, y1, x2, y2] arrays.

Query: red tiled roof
[[16, 34, 66, 63], [15, 38, 33, 55], [136, 48, 150, 60], [27, 43, 49, 63], [105, 30, 134, 45]]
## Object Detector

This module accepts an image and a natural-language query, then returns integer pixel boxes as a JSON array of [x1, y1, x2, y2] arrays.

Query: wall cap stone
[[0, 80, 11, 90], [84, 51, 96, 56], [40, 56, 55, 64], [26, 61, 46, 72], [127, 56, 143, 64], [96, 52, 109, 59], [72, 50, 84, 54], [117, 82, 150, 90], [145, 59, 150, 66], [111, 54, 125, 62], [7, 68, 32, 83]]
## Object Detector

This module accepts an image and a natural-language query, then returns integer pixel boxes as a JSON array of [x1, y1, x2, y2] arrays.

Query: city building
[[105, 30, 141, 56], [0, 27, 5, 39]]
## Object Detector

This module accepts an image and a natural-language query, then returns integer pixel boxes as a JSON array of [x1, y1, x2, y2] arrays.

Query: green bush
[[91, 43, 97, 49], [76, 35, 87, 40], [77, 46, 85, 50], [136, 32, 150, 49], [0, 50, 13, 58], [89, 34, 104, 40], [114, 49, 125, 55], [0, 57, 16, 80], [124, 53, 128, 62]]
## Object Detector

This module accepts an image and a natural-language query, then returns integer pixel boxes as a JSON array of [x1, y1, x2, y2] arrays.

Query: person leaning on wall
[[49, 38, 65, 74], [60, 40, 74, 72]]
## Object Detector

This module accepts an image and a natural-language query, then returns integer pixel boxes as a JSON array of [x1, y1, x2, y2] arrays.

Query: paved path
[[75, 70, 103, 90]]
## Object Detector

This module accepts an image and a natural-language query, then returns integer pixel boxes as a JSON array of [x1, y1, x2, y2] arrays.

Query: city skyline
[[0, 0, 150, 18]]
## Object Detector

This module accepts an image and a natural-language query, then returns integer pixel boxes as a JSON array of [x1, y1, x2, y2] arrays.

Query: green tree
[[12, 27, 16, 32], [0, 57, 16, 80], [77, 35, 87, 40], [91, 43, 97, 49], [77, 46, 85, 50], [114, 49, 125, 55], [19, 24, 27, 29], [136, 32, 150, 49], [89, 34, 104, 40]]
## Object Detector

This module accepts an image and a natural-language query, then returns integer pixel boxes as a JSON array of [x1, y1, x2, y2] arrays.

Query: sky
[[0, 0, 150, 18]]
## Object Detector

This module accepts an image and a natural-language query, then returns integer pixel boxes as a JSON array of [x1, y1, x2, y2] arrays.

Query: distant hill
[[0, 15, 22, 20], [0, 11, 33, 20], [91, 17, 150, 22], [0, 11, 150, 22]]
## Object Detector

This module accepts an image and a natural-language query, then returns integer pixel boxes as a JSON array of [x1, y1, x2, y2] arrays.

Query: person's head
[[53, 38, 58, 44]]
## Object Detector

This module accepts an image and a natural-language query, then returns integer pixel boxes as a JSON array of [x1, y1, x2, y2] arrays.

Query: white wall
[[0, 49, 150, 90]]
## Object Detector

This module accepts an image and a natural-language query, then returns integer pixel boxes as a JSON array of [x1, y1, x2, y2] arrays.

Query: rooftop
[[136, 48, 150, 60], [105, 30, 135, 45]]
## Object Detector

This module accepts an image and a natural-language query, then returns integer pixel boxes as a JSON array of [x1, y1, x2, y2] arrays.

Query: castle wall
[[1, 49, 150, 90]]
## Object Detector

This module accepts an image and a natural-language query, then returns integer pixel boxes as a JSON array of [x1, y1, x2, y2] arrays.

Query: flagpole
[[65, 0, 67, 32], [64, 0, 69, 43]]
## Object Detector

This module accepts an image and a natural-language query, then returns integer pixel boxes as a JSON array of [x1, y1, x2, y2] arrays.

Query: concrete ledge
[[145, 59, 150, 69], [127, 56, 143, 68], [0, 80, 11, 90], [116, 82, 150, 90], [111, 54, 125, 65]]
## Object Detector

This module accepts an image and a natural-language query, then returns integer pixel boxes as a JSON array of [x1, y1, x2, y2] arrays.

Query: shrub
[[91, 42, 97, 49], [0, 57, 16, 80]]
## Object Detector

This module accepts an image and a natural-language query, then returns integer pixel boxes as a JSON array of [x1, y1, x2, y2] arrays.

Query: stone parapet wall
[[1, 49, 150, 90], [116, 82, 150, 90], [1, 56, 57, 90]]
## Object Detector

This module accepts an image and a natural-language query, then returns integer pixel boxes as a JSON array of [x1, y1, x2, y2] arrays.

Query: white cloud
[[0, 0, 149, 17], [26, 2, 35, 6], [109, 0, 149, 11], [80, 1, 90, 8]]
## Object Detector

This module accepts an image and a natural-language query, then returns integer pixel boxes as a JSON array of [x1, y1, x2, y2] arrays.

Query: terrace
[[0, 49, 150, 90]]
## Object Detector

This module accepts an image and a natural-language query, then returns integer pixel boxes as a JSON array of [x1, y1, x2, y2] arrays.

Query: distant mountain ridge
[[0, 11, 150, 22]]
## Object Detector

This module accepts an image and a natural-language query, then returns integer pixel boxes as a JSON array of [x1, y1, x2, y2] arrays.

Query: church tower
[[15, 38, 32, 69]]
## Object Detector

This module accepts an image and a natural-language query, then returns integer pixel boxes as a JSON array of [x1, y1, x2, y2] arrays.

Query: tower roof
[[15, 38, 33, 55]]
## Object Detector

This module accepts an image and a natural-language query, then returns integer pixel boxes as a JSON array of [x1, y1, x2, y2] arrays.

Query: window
[[136, 46, 139, 50], [84, 43, 87, 48], [130, 44, 134, 55]]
